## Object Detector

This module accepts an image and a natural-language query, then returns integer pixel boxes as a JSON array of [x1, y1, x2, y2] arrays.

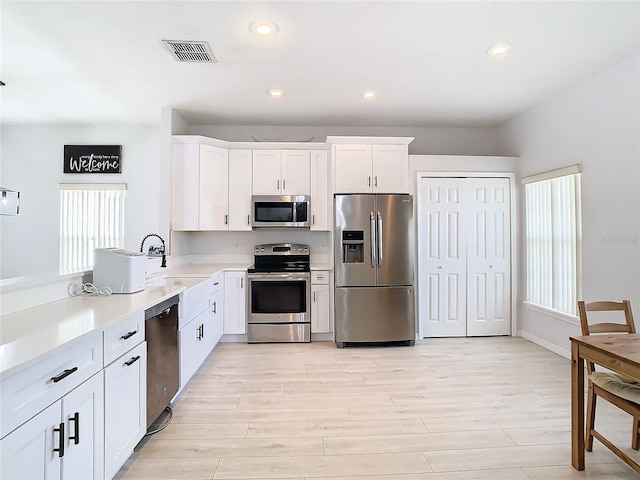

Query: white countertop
[[0, 277, 208, 379], [0, 261, 331, 379]]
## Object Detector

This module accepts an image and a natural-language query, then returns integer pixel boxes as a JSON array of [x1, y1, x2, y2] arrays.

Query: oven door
[[247, 272, 310, 324]]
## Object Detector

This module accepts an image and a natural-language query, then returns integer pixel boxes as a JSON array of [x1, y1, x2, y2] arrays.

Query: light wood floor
[[115, 337, 640, 479]]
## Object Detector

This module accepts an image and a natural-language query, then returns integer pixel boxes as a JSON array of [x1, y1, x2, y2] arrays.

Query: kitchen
[[1, 1, 639, 478]]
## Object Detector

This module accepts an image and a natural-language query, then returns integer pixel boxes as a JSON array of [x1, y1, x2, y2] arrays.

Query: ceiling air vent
[[161, 40, 217, 63]]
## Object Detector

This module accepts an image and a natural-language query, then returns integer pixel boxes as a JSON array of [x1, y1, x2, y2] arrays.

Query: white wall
[[189, 125, 498, 156], [0, 125, 161, 278], [497, 53, 640, 356]]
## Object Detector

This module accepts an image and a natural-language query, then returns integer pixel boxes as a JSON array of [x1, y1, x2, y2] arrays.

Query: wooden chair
[[577, 300, 640, 469]]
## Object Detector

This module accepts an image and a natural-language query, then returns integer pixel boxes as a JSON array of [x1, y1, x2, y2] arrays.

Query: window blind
[[58, 184, 126, 273], [524, 171, 581, 316]]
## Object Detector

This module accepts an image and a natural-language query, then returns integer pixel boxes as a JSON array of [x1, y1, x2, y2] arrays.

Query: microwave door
[[334, 194, 376, 287]]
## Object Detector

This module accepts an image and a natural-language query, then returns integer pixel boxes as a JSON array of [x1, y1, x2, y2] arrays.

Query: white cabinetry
[[310, 150, 329, 231], [103, 310, 146, 480], [178, 274, 223, 389], [173, 143, 228, 230], [103, 342, 146, 480], [311, 271, 332, 334], [223, 271, 247, 335], [1, 371, 104, 480], [228, 150, 253, 231], [173, 142, 252, 231], [252, 150, 311, 195], [332, 142, 411, 194]]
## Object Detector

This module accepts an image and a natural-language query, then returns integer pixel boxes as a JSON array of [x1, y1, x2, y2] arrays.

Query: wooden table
[[571, 334, 640, 470]]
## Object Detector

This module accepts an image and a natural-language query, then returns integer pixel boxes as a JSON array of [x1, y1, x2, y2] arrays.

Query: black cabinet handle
[[69, 412, 80, 445], [124, 356, 140, 366], [51, 367, 78, 383], [120, 330, 137, 340], [53, 422, 65, 457]]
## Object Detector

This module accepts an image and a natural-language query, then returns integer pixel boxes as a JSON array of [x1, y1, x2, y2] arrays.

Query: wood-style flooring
[[115, 337, 640, 479]]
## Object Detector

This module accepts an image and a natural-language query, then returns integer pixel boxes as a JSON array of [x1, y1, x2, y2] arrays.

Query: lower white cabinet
[[103, 342, 146, 480], [223, 271, 246, 335], [311, 271, 332, 334], [0, 371, 104, 480]]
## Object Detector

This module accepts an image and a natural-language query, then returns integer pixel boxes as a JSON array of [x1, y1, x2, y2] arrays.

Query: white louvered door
[[419, 177, 511, 338]]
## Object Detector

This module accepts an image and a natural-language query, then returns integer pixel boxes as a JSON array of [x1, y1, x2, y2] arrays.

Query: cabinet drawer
[[311, 271, 330, 284], [1, 331, 103, 439], [103, 310, 145, 366]]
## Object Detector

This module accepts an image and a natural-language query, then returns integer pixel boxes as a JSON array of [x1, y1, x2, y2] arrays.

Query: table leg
[[571, 341, 585, 470]]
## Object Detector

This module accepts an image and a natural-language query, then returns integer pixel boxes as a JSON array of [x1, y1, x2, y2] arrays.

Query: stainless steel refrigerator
[[334, 194, 415, 347]]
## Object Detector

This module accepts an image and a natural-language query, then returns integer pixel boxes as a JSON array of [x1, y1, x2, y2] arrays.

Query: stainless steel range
[[247, 243, 311, 343]]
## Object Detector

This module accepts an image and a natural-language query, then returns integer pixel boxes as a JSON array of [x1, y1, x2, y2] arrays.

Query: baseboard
[[518, 330, 570, 359]]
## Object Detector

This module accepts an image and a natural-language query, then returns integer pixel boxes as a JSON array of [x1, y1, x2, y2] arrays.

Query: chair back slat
[[577, 300, 636, 373]]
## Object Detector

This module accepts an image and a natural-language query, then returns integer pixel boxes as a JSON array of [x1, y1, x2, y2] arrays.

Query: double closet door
[[419, 177, 511, 337]]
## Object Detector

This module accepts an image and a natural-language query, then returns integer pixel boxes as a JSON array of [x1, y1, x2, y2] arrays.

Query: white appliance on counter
[[93, 248, 146, 293]]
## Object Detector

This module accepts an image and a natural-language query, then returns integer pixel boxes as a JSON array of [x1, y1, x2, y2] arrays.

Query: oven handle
[[247, 273, 310, 281]]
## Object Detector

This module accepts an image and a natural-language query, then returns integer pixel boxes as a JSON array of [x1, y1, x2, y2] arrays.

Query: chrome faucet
[[140, 233, 167, 268]]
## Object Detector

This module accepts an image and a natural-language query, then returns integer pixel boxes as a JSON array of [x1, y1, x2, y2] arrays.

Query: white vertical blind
[[524, 172, 581, 315], [58, 184, 126, 273]]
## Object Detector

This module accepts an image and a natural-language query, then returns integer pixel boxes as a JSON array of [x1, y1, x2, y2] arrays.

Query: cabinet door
[[209, 284, 224, 346], [223, 271, 247, 335], [372, 145, 409, 193], [61, 372, 104, 480], [311, 284, 331, 333], [282, 150, 311, 195], [179, 318, 199, 389], [173, 143, 200, 231], [310, 150, 329, 230], [104, 342, 147, 480], [252, 150, 282, 195], [228, 150, 253, 231], [334, 145, 372, 193], [0, 401, 61, 480], [199, 145, 229, 230]]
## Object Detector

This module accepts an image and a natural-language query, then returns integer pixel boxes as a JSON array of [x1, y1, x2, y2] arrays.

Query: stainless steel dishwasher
[[145, 295, 179, 428]]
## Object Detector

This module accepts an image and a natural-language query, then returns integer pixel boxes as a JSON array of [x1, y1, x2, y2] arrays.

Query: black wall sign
[[64, 145, 122, 173]]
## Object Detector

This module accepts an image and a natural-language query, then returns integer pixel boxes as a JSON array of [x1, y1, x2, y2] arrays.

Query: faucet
[[140, 233, 167, 268]]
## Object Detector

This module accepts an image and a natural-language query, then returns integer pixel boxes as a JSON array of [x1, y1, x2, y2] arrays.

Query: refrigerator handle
[[370, 211, 376, 268], [377, 211, 383, 266]]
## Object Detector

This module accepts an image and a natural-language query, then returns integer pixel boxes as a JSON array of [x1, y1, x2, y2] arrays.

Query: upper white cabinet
[[252, 150, 311, 196], [310, 150, 329, 231], [330, 138, 413, 194], [173, 143, 229, 231], [173, 143, 253, 232], [228, 150, 253, 231]]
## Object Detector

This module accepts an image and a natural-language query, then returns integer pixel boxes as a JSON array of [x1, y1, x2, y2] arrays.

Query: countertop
[[0, 262, 332, 379]]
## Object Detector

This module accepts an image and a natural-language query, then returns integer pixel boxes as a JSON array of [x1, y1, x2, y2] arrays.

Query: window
[[524, 165, 582, 316], [58, 183, 126, 273]]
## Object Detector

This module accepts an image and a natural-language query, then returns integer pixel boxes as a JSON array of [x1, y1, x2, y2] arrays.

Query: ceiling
[[2, 1, 639, 128]]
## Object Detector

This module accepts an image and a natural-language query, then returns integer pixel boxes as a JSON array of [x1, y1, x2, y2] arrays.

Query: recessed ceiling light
[[252, 22, 278, 37], [487, 43, 512, 56], [362, 90, 377, 99], [267, 88, 284, 97]]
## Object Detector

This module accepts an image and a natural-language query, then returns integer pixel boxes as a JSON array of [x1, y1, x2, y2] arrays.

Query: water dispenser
[[342, 230, 364, 263]]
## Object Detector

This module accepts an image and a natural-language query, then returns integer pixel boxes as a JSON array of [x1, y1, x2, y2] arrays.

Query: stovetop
[[247, 243, 310, 273]]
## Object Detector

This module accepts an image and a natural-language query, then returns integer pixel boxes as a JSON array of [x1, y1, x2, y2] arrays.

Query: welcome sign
[[64, 145, 122, 173]]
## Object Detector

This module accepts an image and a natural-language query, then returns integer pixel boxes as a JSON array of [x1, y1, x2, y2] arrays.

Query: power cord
[[67, 282, 113, 297]]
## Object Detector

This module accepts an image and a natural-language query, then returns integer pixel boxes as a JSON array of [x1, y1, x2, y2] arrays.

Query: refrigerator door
[[335, 286, 415, 344], [334, 195, 376, 287], [376, 194, 414, 287]]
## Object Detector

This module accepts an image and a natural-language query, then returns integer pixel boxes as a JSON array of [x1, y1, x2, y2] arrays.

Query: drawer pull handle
[[120, 330, 137, 340], [53, 422, 65, 457], [213, 281, 220, 286], [51, 367, 78, 383], [69, 412, 80, 445], [124, 356, 141, 366], [212, 301, 217, 314]]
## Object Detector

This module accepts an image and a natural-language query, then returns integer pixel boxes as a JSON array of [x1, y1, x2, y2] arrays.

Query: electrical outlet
[[321, 243, 326, 250], [235, 243, 239, 250]]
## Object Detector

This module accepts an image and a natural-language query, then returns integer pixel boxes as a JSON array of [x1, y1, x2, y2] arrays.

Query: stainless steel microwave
[[252, 195, 310, 228]]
